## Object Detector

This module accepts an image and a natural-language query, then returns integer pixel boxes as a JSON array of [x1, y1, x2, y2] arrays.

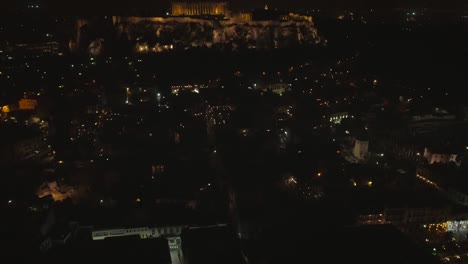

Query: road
[[416, 174, 444, 192]]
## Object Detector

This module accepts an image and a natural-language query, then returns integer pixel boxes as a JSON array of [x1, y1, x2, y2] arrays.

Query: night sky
[[3, 0, 467, 15]]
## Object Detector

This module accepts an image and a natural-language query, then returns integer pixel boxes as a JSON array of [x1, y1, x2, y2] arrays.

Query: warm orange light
[[317, 172, 322, 177], [1, 105, 10, 113]]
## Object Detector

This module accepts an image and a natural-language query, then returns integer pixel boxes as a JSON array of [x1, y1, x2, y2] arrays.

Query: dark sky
[[5, 0, 467, 14], [66, 0, 467, 8]]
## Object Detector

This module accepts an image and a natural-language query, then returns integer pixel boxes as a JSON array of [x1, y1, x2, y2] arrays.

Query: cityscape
[[1, 0, 468, 263]]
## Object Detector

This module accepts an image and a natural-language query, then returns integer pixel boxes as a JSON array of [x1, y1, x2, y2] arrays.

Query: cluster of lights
[[417, 174, 442, 191], [329, 113, 349, 123], [424, 222, 448, 233], [137, 44, 173, 53]]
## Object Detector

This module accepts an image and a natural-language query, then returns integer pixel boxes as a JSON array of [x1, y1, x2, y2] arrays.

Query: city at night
[[1, 0, 468, 263]]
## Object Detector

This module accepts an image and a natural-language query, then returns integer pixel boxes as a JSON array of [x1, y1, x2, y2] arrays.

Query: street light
[[287, 176, 297, 185]]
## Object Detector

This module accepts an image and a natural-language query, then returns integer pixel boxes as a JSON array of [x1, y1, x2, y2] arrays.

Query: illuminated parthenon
[[171, 2, 229, 16]]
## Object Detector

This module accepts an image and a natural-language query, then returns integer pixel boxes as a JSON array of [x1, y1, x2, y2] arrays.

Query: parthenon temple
[[171, 2, 229, 16]]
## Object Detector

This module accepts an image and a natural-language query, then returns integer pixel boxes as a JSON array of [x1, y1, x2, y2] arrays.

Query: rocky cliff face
[[115, 17, 321, 51]]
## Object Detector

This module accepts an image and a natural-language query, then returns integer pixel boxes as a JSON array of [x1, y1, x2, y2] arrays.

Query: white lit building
[[423, 147, 459, 165], [92, 227, 154, 240], [91, 225, 186, 240]]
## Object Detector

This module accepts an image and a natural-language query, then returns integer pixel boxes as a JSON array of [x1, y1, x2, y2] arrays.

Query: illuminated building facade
[[19, 99, 38, 110], [423, 147, 459, 165], [91, 226, 185, 240], [353, 139, 369, 160], [232, 12, 252, 22], [171, 2, 228, 16]]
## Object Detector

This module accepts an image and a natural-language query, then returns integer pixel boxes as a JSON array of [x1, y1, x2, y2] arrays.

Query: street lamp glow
[[287, 176, 297, 185]]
